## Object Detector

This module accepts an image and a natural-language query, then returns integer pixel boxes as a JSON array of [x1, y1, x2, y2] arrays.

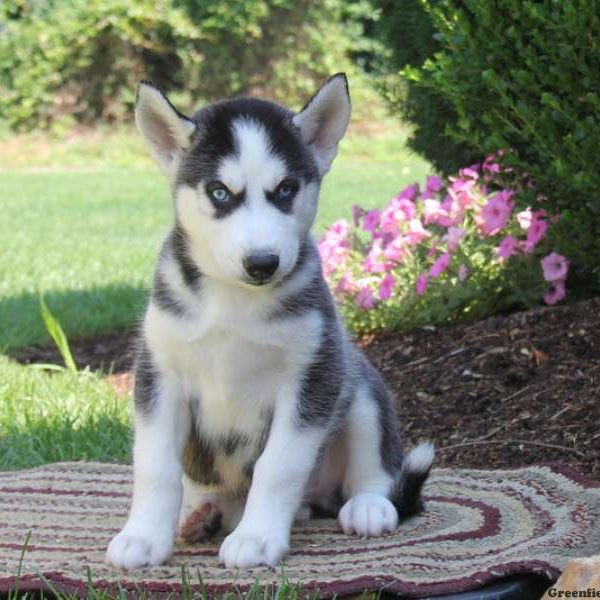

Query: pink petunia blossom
[[541, 252, 569, 282], [327, 218, 350, 239], [516, 209, 532, 230], [383, 235, 406, 263], [480, 191, 514, 235], [429, 252, 451, 278], [363, 240, 386, 273], [458, 264, 469, 281], [482, 155, 501, 174], [362, 209, 381, 233], [544, 280, 566, 305], [379, 273, 396, 301], [497, 235, 519, 260], [416, 274, 428, 296], [334, 274, 357, 296], [379, 198, 416, 233], [397, 183, 420, 201], [405, 219, 431, 246], [523, 216, 548, 252], [355, 285, 375, 310], [459, 165, 480, 180], [446, 227, 466, 252], [422, 199, 446, 225], [425, 175, 443, 194]]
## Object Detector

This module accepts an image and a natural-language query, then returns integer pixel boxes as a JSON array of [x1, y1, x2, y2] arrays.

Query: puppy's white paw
[[339, 493, 398, 537], [218, 528, 289, 569], [106, 529, 173, 569]]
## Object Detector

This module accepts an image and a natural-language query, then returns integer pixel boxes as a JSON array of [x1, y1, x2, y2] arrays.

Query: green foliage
[[39, 296, 78, 371], [373, 0, 479, 173], [0, 0, 200, 129], [376, 0, 600, 291], [0, 0, 373, 130]]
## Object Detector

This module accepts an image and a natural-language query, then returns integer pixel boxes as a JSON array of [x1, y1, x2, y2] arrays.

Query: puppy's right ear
[[135, 81, 196, 178]]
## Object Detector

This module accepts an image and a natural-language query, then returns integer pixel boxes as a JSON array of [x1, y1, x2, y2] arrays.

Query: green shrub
[[0, 0, 199, 129], [0, 0, 373, 130], [374, 0, 479, 173], [376, 0, 600, 292]]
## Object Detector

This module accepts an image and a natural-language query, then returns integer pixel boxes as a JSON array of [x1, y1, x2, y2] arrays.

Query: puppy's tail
[[394, 441, 435, 519]]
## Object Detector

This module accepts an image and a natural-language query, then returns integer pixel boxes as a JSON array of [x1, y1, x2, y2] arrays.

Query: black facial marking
[[206, 183, 246, 220], [265, 178, 300, 214], [133, 341, 159, 418], [170, 224, 203, 289]]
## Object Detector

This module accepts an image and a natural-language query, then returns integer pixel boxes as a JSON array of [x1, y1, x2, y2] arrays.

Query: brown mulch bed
[[9, 298, 600, 479]]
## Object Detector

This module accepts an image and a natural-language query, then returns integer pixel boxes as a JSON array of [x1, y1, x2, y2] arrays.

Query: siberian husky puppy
[[106, 74, 434, 570]]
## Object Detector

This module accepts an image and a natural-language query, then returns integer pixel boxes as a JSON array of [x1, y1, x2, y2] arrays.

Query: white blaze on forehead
[[217, 119, 287, 194]]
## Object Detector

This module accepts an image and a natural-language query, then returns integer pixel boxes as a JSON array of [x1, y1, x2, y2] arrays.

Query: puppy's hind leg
[[339, 359, 434, 537]]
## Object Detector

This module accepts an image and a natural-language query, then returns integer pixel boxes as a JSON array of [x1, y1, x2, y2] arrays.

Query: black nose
[[243, 253, 280, 282]]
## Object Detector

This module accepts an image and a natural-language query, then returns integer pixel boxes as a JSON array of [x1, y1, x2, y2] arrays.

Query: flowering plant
[[319, 158, 569, 332]]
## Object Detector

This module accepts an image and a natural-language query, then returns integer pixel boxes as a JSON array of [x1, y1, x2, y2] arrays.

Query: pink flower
[[425, 175, 443, 194], [355, 285, 374, 310], [362, 209, 380, 233], [429, 252, 451, 278], [446, 227, 466, 252], [458, 264, 469, 281], [541, 252, 569, 282], [383, 235, 406, 263], [379, 198, 416, 233], [516, 209, 532, 230], [327, 218, 350, 239], [397, 183, 420, 201], [544, 280, 566, 305], [497, 235, 519, 260], [416, 274, 428, 296], [363, 240, 386, 273], [422, 199, 446, 225], [483, 155, 501, 174], [480, 191, 514, 235], [379, 273, 395, 301], [334, 274, 357, 296], [525, 216, 547, 249], [459, 165, 480, 180], [405, 219, 431, 246]]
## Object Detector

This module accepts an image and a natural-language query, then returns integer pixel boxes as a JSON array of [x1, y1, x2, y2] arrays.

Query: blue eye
[[276, 179, 298, 202], [207, 182, 231, 205]]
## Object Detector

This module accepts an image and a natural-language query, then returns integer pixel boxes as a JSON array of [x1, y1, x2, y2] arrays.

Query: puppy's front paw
[[106, 529, 173, 569], [339, 493, 398, 537], [218, 528, 289, 569]]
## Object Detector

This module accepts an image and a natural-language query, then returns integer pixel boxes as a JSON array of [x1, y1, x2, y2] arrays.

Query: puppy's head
[[135, 75, 351, 287]]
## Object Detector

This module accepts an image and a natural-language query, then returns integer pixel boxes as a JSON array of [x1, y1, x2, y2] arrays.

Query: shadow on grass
[[0, 284, 148, 352]]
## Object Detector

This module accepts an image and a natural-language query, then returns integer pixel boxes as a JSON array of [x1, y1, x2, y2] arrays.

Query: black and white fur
[[106, 74, 434, 570]]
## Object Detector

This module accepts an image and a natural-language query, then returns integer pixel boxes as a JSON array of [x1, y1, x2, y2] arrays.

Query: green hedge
[[0, 0, 369, 130], [376, 0, 600, 291]]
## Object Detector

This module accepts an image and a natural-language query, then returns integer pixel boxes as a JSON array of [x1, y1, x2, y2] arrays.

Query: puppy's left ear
[[293, 73, 351, 176], [135, 81, 196, 179]]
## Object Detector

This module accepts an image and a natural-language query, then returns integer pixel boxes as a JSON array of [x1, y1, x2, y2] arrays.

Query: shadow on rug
[[0, 462, 598, 598]]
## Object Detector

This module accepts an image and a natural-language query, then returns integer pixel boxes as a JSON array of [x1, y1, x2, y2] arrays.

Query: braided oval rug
[[0, 462, 598, 598]]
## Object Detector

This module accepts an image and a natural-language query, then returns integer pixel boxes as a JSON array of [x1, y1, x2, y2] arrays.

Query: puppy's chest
[[188, 329, 284, 437]]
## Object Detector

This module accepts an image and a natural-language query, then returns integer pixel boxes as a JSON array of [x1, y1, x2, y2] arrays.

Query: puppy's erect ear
[[135, 81, 196, 178], [292, 73, 351, 176]]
